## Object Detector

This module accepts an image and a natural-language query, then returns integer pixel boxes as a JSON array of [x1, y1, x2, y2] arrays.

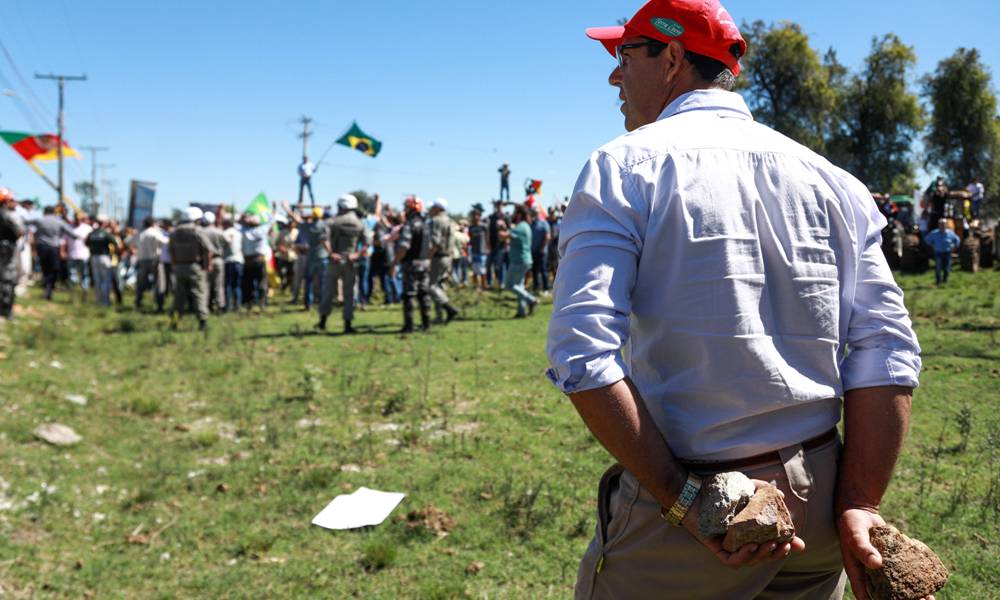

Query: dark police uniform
[[0, 207, 24, 319], [396, 212, 432, 332]]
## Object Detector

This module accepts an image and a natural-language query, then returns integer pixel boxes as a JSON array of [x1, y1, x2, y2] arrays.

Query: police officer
[[427, 198, 460, 324], [200, 211, 228, 313], [0, 188, 24, 321], [317, 194, 366, 333], [395, 196, 432, 333], [169, 206, 212, 330]]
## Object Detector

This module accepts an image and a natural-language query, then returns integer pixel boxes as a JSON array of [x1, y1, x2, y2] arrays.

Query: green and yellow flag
[[245, 192, 271, 221], [336, 122, 382, 158]]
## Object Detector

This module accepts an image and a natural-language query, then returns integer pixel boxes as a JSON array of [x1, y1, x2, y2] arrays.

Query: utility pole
[[80, 145, 108, 216], [34, 73, 87, 209], [298, 116, 312, 158], [98, 163, 115, 218]]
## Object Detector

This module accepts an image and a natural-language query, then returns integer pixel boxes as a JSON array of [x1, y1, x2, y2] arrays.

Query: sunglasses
[[616, 41, 667, 67]]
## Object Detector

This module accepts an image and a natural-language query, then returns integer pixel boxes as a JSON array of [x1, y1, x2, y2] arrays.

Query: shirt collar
[[657, 88, 753, 122]]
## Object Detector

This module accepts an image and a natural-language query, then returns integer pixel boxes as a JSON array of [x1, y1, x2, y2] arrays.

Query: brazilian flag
[[336, 121, 382, 158]]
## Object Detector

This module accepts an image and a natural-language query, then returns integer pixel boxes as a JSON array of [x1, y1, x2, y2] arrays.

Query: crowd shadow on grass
[[235, 313, 526, 342], [919, 349, 1000, 361]]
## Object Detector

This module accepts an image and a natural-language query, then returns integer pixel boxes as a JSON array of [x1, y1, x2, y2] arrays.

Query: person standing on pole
[[498, 163, 511, 201], [298, 156, 317, 206], [546, 1, 922, 598]]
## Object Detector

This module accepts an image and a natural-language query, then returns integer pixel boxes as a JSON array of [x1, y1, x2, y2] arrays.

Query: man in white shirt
[[131, 216, 168, 309], [546, 1, 922, 599], [66, 213, 93, 289], [298, 156, 316, 206], [966, 176, 985, 218], [221, 216, 244, 312]]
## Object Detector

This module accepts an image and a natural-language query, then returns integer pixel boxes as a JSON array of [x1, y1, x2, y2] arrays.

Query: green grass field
[[0, 269, 997, 599]]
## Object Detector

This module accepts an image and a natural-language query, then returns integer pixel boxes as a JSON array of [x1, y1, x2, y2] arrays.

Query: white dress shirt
[[546, 89, 921, 460], [299, 161, 315, 179], [134, 226, 169, 261], [66, 223, 92, 261], [223, 226, 244, 263]]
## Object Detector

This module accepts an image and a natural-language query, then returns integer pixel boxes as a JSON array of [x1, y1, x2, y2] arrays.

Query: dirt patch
[[404, 505, 455, 536], [9, 524, 48, 545]]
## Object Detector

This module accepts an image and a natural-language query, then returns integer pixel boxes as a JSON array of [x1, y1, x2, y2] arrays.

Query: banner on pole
[[127, 180, 157, 229]]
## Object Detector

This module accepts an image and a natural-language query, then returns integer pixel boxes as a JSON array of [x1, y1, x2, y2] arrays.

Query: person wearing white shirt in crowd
[[66, 213, 93, 289], [221, 216, 244, 312], [966, 176, 985, 218], [240, 213, 271, 309], [298, 156, 316, 206], [13, 200, 35, 295], [131, 216, 169, 309], [546, 1, 923, 599]]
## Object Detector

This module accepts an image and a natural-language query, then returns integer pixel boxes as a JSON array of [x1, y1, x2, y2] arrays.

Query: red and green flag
[[336, 122, 382, 158], [0, 130, 80, 162]]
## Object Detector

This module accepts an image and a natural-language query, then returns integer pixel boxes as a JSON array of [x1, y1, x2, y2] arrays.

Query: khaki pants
[[319, 260, 356, 321], [208, 257, 225, 311], [429, 256, 452, 308], [173, 263, 208, 322], [577, 438, 845, 600]]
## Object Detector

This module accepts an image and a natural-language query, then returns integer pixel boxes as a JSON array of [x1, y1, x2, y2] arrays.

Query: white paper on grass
[[311, 487, 406, 530]]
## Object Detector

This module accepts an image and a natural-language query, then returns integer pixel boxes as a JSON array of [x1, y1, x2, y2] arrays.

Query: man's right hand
[[680, 479, 806, 569]]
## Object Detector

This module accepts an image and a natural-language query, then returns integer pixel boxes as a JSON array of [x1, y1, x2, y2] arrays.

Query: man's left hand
[[836, 507, 936, 600]]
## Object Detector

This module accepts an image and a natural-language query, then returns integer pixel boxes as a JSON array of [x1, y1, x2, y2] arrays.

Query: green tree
[[922, 48, 1000, 204], [738, 21, 837, 152], [829, 35, 925, 193]]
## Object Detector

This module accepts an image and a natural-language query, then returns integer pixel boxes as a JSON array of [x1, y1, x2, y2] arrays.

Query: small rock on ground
[[34, 423, 82, 446]]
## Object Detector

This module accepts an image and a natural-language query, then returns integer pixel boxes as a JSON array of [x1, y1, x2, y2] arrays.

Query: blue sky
[[0, 0, 997, 217]]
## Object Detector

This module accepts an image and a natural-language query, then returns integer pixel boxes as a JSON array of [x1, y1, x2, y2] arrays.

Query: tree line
[[739, 21, 1000, 204]]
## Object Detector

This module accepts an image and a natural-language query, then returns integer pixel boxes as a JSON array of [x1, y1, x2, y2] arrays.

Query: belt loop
[[777, 444, 813, 502]]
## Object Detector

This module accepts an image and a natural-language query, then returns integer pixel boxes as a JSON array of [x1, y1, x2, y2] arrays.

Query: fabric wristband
[[661, 472, 702, 526]]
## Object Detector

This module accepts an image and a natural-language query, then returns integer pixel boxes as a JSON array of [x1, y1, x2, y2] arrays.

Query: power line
[[0, 39, 53, 124]]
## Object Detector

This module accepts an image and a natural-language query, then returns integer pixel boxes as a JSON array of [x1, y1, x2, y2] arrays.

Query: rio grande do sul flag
[[0, 131, 80, 162], [336, 122, 382, 158]]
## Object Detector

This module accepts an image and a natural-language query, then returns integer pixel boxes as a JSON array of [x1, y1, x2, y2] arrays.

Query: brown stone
[[865, 525, 948, 600], [721, 484, 794, 552]]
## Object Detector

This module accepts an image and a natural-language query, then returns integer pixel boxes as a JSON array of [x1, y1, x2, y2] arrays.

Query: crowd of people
[[0, 185, 566, 331]]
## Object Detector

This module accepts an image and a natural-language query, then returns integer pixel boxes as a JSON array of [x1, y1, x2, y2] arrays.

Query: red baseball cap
[[586, 0, 746, 76]]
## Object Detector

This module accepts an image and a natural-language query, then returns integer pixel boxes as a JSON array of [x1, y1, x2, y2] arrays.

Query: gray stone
[[698, 471, 756, 538], [721, 483, 795, 552], [865, 525, 948, 600], [33, 423, 82, 446]]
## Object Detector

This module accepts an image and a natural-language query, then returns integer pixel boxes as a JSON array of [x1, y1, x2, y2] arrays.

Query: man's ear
[[661, 40, 687, 84]]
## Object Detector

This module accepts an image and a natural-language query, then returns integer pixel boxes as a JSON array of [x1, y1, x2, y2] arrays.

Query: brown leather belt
[[679, 428, 838, 471]]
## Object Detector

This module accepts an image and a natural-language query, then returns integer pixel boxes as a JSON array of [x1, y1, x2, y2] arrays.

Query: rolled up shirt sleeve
[[840, 186, 922, 391], [546, 151, 644, 394]]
